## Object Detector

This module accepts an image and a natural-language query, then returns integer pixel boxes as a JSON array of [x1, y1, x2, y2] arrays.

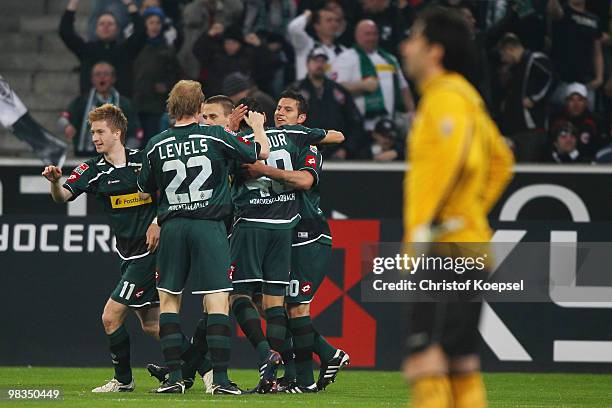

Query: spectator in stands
[[550, 83, 607, 161], [132, 7, 179, 143], [87, 0, 132, 41], [358, 0, 410, 55], [193, 25, 280, 97], [288, 5, 346, 80], [242, 0, 296, 37], [333, 19, 414, 131], [293, 48, 364, 159], [222, 72, 277, 123], [357, 117, 404, 161], [548, 0, 604, 108], [497, 33, 552, 162], [59, 0, 146, 97], [58, 62, 141, 156], [547, 122, 590, 164], [177, 0, 244, 80]]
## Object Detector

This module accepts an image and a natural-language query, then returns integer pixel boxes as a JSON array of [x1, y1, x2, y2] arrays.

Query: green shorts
[[111, 253, 160, 308], [157, 218, 233, 295], [286, 240, 332, 304], [230, 224, 291, 296]]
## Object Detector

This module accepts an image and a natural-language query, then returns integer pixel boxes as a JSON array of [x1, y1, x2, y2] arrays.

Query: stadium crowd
[[56, 0, 612, 163]]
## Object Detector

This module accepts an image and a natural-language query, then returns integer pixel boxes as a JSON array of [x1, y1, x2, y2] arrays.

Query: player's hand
[[146, 223, 160, 253], [64, 124, 76, 140], [228, 104, 248, 132], [208, 22, 224, 37], [244, 111, 265, 129], [42, 166, 62, 183], [522, 97, 534, 109], [362, 77, 379, 93], [241, 161, 267, 179]]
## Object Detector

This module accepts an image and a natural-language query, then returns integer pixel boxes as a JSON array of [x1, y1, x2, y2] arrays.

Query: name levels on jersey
[[158, 139, 208, 160]]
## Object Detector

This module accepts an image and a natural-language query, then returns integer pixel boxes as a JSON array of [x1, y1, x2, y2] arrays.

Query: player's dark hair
[[204, 95, 234, 116], [237, 97, 266, 132], [278, 89, 309, 116], [417, 7, 475, 77]]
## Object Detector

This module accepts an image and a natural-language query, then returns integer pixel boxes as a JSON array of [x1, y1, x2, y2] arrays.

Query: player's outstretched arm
[[242, 162, 315, 191], [42, 166, 73, 203], [244, 111, 270, 160], [319, 130, 345, 145]]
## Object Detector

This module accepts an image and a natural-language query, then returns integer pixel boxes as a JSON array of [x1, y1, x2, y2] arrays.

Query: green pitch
[[1, 367, 611, 407]]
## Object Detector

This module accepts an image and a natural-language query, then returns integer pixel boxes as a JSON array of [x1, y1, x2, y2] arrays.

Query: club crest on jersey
[[305, 155, 317, 168], [239, 136, 251, 145], [134, 288, 144, 298], [309, 145, 318, 154], [298, 231, 308, 239], [300, 281, 313, 295]]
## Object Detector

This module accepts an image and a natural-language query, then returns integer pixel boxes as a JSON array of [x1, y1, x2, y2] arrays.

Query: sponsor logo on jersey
[[239, 136, 251, 145], [298, 231, 309, 239], [135, 289, 144, 298], [300, 281, 313, 295], [305, 155, 317, 168], [67, 174, 78, 183], [110, 192, 153, 209], [108, 179, 120, 185], [224, 127, 237, 136]]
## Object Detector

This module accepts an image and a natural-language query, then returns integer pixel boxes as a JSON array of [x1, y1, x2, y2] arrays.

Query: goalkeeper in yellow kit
[[400, 8, 514, 408]]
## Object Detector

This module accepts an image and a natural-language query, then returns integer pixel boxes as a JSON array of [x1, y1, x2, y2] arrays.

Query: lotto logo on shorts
[[134, 289, 144, 298], [229, 262, 236, 280], [305, 155, 316, 168], [300, 281, 313, 295], [154, 268, 160, 282]]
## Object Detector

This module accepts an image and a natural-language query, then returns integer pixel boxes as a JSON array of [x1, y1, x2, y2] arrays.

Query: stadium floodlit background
[[1, 0, 612, 406]]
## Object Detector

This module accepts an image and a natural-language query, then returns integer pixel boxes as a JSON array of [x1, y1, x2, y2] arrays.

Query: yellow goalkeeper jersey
[[403, 71, 514, 243]]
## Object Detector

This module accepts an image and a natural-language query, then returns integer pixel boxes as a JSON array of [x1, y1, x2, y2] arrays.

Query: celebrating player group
[[42, 80, 349, 395]]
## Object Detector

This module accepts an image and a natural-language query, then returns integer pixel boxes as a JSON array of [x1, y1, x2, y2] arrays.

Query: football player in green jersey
[[137, 80, 270, 395], [240, 92, 349, 393], [146, 94, 249, 391], [229, 90, 344, 393], [42, 103, 160, 393]]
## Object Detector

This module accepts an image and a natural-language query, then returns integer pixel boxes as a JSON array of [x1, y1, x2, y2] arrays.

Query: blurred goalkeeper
[[400, 8, 514, 408]]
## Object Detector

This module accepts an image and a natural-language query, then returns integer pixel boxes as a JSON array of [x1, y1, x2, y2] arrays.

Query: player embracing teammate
[[230, 90, 350, 393]]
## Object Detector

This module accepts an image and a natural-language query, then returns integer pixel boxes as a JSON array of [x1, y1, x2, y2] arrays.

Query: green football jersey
[[138, 123, 258, 224], [293, 145, 332, 246], [232, 124, 327, 229], [63, 149, 157, 259]]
